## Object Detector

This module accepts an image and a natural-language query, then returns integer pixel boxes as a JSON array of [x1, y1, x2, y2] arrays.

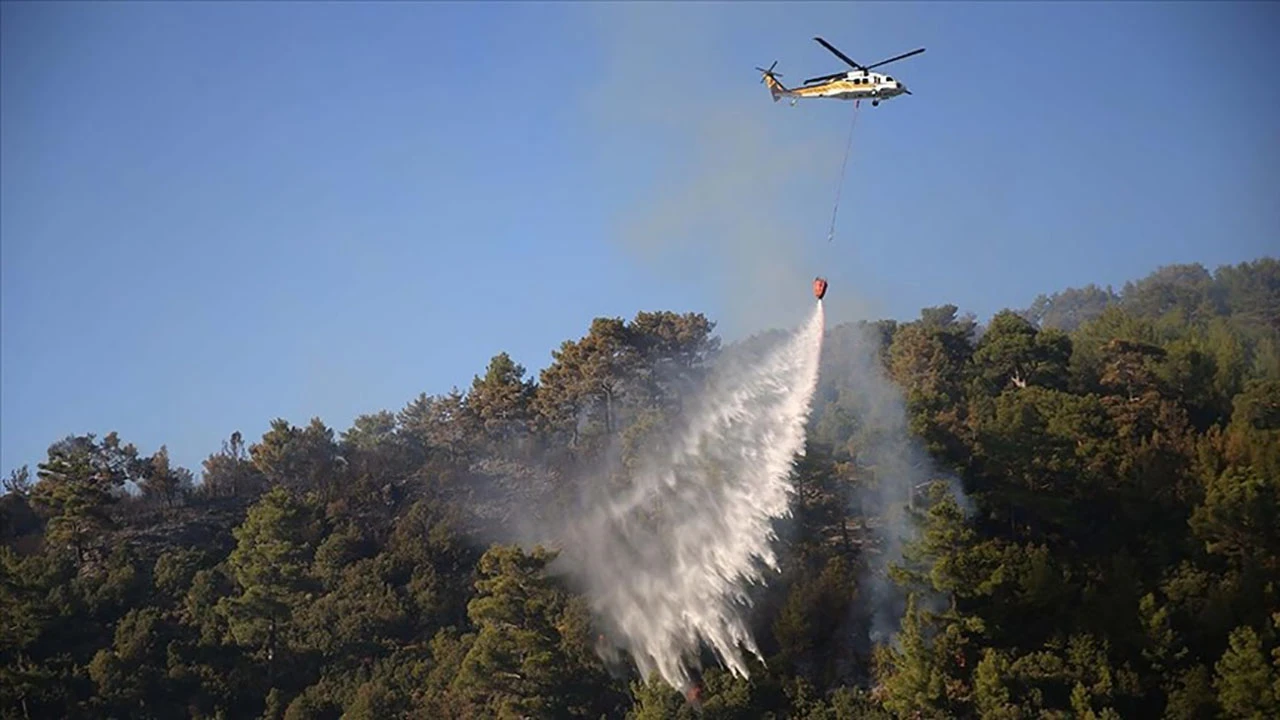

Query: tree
[[138, 446, 194, 508], [249, 418, 346, 501], [466, 352, 537, 451], [536, 317, 639, 450], [972, 310, 1071, 394], [200, 430, 266, 499], [626, 310, 720, 415], [398, 388, 481, 467], [3, 466, 32, 497], [217, 486, 322, 683], [1023, 284, 1119, 332], [30, 432, 139, 564], [1119, 263, 1215, 324], [1212, 624, 1279, 718], [1098, 338, 1168, 400], [449, 544, 615, 718], [888, 305, 977, 464], [873, 594, 954, 718]]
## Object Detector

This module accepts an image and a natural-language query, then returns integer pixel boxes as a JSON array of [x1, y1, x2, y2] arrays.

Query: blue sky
[[3, 1, 1277, 478]]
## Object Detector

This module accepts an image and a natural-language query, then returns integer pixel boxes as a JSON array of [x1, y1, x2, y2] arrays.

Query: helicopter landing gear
[[872, 99, 879, 107]]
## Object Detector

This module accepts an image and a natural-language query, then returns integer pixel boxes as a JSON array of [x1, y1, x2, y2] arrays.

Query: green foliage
[[1212, 623, 1279, 718], [2, 258, 1277, 718], [217, 486, 322, 667]]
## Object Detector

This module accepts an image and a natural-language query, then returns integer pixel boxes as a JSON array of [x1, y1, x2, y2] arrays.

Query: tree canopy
[[3, 259, 1278, 719]]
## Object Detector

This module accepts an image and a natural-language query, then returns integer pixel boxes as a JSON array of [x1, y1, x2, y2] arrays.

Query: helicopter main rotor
[[803, 37, 924, 85]]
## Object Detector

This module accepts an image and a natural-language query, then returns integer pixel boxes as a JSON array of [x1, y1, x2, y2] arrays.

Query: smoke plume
[[820, 320, 972, 649]]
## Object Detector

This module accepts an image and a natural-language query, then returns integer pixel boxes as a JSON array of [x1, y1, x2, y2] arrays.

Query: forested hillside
[[2, 258, 1278, 719]]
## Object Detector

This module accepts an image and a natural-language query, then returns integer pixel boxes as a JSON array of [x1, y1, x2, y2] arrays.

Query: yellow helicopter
[[758, 37, 925, 107]]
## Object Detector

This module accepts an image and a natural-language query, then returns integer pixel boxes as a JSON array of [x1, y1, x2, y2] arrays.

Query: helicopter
[[757, 37, 925, 107]]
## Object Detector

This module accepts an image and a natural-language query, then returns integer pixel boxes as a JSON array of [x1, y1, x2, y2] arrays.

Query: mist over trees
[[2, 258, 1278, 719]]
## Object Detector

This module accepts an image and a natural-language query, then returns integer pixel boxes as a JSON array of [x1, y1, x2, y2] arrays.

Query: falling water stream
[[554, 301, 827, 692]]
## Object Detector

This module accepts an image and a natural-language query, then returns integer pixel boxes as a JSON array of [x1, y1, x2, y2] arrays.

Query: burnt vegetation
[[3, 259, 1279, 719]]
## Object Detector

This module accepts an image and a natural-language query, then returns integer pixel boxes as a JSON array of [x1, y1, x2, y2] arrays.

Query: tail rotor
[[755, 60, 783, 84], [756, 61, 788, 101]]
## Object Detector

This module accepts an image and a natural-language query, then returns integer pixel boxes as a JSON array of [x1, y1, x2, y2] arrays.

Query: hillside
[[2, 257, 1278, 719]]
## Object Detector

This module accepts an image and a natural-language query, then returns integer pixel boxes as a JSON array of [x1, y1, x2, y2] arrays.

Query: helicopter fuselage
[[794, 72, 907, 103]]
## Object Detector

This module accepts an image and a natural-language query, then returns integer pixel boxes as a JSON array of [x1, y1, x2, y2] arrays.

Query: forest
[[2, 258, 1278, 719]]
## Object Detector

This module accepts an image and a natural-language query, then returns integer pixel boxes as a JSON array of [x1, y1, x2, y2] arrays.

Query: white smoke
[[831, 321, 934, 644], [552, 301, 826, 692], [817, 319, 975, 653]]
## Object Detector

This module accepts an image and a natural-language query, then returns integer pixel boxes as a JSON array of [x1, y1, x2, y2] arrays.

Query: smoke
[[547, 301, 826, 692], [816, 318, 975, 654], [829, 322, 929, 644]]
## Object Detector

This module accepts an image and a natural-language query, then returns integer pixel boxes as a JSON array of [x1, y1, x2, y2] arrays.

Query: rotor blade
[[755, 60, 782, 80], [756, 67, 784, 84], [813, 36, 866, 71], [866, 48, 925, 70], [803, 72, 846, 85]]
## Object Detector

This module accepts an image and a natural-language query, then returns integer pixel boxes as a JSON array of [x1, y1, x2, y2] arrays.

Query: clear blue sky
[[3, 1, 1276, 478]]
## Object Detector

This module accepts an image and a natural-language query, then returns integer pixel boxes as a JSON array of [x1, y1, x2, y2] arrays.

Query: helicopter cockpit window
[[885, 76, 893, 82]]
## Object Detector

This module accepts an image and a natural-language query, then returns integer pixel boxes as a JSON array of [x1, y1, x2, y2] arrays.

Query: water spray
[[553, 294, 828, 694]]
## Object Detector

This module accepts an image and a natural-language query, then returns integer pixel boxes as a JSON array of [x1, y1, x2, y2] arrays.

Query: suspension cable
[[826, 99, 861, 243]]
